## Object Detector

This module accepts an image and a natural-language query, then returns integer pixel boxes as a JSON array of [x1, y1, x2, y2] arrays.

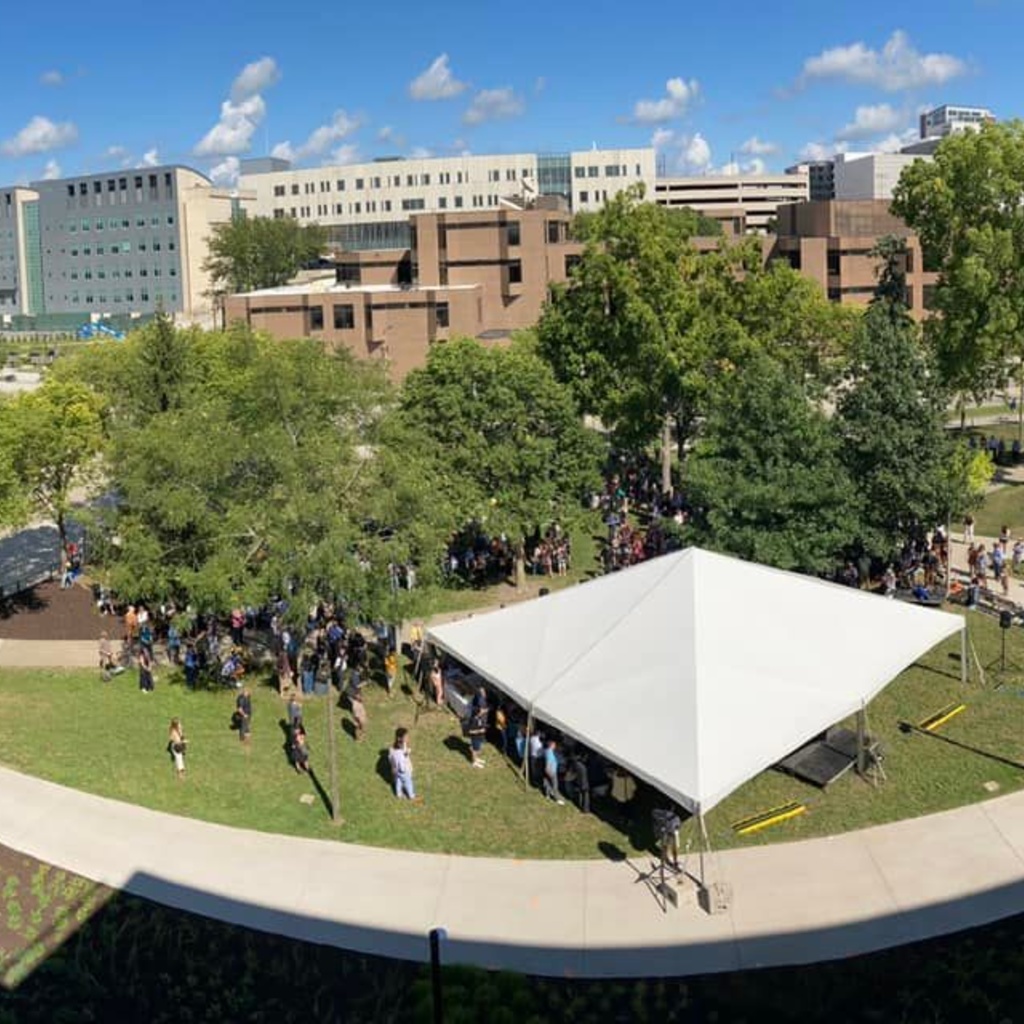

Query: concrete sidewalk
[[0, 639, 100, 669], [3, 765, 1024, 978]]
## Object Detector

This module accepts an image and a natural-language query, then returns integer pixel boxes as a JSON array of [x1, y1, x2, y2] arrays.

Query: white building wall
[[240, 148, 656, 226], [654, 172, 809, 232], [0, 188, 37, 316], [833, 153, 930, 200]]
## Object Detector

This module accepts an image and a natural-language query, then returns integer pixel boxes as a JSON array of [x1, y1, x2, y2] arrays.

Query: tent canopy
[[426, 548, 964, 815]]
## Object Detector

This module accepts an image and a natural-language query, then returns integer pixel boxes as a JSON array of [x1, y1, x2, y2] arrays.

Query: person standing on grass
[[168, 718, 187, 780], [467, 702, 488, 768], [99, 632, 116, 681], [349, 689, 367, 740], [236, 687, 252, 748], [138, 645, 155, 692], [384, 646, 398, 697], [543, 739, 565, 805], [389, 728, 421, 801]]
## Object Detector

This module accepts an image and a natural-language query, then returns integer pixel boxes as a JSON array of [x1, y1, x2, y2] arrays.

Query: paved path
[[3, 764, 1024, 978]]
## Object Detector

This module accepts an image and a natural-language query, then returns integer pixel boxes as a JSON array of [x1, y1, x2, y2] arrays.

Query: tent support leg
[[522, 713, 532, 788], [961, 627, 969, 687], [698, 813, 708, 890], [856, 703, 867, 777]]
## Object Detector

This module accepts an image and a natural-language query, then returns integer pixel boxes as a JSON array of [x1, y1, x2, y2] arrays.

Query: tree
[[683, 350, 858, 573], [537, 187, 852, 489], [834, 248, 965, 558], [399, 337, 604, 573], [203, 216, 327, 299], [0, 379, 105, 554], [891, 122, 1024, 433], [538, 187, 751, 489]]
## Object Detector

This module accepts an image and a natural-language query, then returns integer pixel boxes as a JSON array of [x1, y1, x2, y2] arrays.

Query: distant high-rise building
[[1, 166, 254, 327], [833, 152, 932, 201], [918, 104, 996, 140]]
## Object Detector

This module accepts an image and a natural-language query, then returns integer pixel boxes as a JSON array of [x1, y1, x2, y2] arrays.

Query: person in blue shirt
[[543, 739, 565, 805]]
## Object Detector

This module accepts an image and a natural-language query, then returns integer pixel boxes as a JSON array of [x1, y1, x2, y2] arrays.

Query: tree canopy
[[72, 324, 449, 620], [399, 337, 604, 547], [891, 121, 1024, 421], [203, 215, 327, 297], [683, 350, 859, 573], [0, 378, 106, 551]]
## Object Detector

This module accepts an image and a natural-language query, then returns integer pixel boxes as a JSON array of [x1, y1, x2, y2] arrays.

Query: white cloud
[[42, 159, 61, 180], [231, 57, 280, 102], [719, 157, 766, 176], [40, 70, 63, 86], [195, 94, 266, 156], [836, 103, 904, 140], [462, 87, 524, 125], [139, 148, 160, 167], [195, 58, 281, 157], [631, 77, 700, 123], [1, 115, 78, 157], [875, 128, 919, 153], [105, 144, 128, 160], [329, 144, 360, 165], [798, 140, 850, 162], [272, 110, 359, 166], [652, 128, 712, 173], [408, 54, 467, 101], [534, 76, 547, 95], [800, 30, 966, 91], [208, 156, 240, 186], [739, 135, 779, 156], [408, 146, 433, 159]]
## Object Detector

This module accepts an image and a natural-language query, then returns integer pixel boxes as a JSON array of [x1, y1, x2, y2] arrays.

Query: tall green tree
[[399, 337, 604, 570], [537, 187, 852, 487], [891, 121, 1024, 432], [684, 350, 858, 573], [203, 215, 327, 300], [0, 379, 105, 553], [834, 247, 965, 558]]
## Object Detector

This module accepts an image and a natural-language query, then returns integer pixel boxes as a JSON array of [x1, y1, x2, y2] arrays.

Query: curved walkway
[[3, 764, 1024, 979]]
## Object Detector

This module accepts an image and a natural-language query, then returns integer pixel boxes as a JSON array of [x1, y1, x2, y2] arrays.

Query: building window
[[333, 303, 355, 329], [402, 198, 426, 211], [356, 178, 365, 190], [507, 260, 522, 284], [454, 196, 463, 208], [337, 262, 361, 284], [274, 185, 286, 197], [605, 165, 621, 177], [547, 221, 562, 244], [291, 184, 300, 195], [579, 191, 588, 204], [435, 302, 450, 328], [507, 222, 520, 246], [574, 167, 586, 179], [587, 166, 598, 178], [337, 180, 346, 191], [422, 173, 430, 186], [438, 197, 447, 209], [309, 306, 324, 331]]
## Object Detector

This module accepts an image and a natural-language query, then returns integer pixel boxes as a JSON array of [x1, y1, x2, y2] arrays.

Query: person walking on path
[[235, 688, 252, 748], [99, 632, 117, 682], [388, 727, 421, 801], [384, 647, 398, 698], [168, 718, 187, 780], [543, 739, 566, 805]]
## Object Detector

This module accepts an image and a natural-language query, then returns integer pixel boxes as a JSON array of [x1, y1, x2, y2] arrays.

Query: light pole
[[429, 927, 447, 1024]]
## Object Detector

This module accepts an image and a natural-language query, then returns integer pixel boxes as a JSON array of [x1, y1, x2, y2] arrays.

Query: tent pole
[[522, 712, 532, 788], [958, 622, 966, 688], [697, 812, 708, 890], [856, 702, 867, 777]]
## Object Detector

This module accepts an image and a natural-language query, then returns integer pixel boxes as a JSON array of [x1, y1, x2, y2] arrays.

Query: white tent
[[427, 548, 965, 815]]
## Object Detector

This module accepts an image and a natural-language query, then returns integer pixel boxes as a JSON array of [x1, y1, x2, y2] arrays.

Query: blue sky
[[0, 1, 1019, 186]]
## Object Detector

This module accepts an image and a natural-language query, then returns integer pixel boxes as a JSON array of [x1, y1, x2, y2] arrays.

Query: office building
[[238, 148, 656, 251], [224, 201, 581, 379], [772, 200, 936, 318], [786, 161, 835, 201], [919, 104, 996, 140], [832, 152, 932, 201], [653, 170, 809, 233], [0, 166, 253, 329]]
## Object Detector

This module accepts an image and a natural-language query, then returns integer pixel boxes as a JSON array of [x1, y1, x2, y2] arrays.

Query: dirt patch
[[0, 582, 122, 642], [0, 843, 111, 989]]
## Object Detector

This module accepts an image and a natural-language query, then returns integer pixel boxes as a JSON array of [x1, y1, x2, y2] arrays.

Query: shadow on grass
[[307, 767, 334, 819]]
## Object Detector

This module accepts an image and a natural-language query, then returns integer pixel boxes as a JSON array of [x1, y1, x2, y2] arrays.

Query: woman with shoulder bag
[[168, 718, 187, 779]]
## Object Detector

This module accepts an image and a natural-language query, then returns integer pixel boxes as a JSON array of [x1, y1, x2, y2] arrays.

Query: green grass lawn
[[4, 605, 1024, 859], [974, 482, 1024, 537]]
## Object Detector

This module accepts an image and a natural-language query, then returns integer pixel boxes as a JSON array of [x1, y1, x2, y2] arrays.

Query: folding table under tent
[[426, 547, 966, 817]]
